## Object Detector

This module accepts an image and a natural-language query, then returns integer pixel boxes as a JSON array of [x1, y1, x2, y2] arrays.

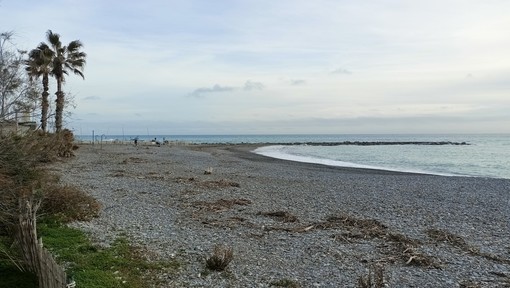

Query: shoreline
[[77, 142, 468, 179], [56, 143, 510, 287], [76, 140, 469, 146], [79, 141, 506, 180]]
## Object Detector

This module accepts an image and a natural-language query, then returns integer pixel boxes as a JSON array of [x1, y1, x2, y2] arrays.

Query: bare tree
[[0, 32, 39, 123]]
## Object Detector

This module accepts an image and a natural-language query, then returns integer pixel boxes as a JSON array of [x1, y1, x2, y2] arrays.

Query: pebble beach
[[55, 143, 510, 287]]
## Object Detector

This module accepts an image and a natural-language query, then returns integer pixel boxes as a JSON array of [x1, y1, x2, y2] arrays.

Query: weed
[[205, 245, 233, 271]]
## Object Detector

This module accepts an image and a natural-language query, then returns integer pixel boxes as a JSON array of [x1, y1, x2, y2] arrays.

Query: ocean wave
[[253, 145, 463, 177]]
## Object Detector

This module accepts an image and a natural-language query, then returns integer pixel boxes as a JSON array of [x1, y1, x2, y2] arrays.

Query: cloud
[[83, 96, 101, 101], [189, 84, 236, 97], [291, 79, 306, 86], [331, 68, 352, 75], [189, 80, 264, 97], [6, 1, 507, 135], [244, 80, 264, 91]]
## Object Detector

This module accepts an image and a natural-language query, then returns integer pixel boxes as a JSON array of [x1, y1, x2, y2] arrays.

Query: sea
[[75, 134, 510, 180]]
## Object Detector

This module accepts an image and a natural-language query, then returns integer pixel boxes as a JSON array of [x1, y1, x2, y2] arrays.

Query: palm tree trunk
[[40, 74, 49, 133], [55, 79, 64, 133]]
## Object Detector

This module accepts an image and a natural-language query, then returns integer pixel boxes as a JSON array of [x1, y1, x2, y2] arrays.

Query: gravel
[[55, 143, 510, 287]]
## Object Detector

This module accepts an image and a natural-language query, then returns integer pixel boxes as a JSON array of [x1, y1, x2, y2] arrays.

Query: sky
[[1, 0, 509, 135]]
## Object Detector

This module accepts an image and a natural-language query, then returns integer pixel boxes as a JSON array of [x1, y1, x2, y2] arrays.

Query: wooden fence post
[[16, 198, 68, 288]]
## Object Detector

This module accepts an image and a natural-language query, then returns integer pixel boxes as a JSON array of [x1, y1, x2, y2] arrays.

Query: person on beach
[[134, 137, 138, 146]]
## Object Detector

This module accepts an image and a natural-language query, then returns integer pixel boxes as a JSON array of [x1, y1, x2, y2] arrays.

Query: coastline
[[56, 143, 510, 287]]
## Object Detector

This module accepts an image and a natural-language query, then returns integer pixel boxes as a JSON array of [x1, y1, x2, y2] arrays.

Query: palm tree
[[45, 30, 86, 133], [26, 43, 54, 133]]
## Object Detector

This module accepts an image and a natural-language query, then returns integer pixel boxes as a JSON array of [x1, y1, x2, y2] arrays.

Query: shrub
[[0, 131, 95, 280], [40, 184, 100, 222], [205, 245, 233, 271]]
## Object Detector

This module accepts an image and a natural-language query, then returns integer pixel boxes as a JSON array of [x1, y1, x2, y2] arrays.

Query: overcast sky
[[1, 0, 509, 135]]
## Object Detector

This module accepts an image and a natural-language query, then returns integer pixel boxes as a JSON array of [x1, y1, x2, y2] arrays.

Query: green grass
[[0, 219, 180, 288]]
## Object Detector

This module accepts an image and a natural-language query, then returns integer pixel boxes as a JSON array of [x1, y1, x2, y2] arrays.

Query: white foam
[[253, 145, 461, 177]]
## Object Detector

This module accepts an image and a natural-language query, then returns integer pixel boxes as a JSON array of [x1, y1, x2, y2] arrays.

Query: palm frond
[[36, 42, 50, 51], [67, 40, 83, 52], [46, 30, 62, 49], [72, 69, 84, 79]]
